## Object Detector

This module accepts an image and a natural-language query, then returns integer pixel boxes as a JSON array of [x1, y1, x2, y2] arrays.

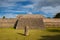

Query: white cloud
[[0, 0, 60, 18], [31, 0, 60, 7], [27, 12, 32, 14], [4, 10, 26, 13], [23, 5, 34, 8], [30, 0, 60, 10], [0, 3, 15, 7], [7, 0, 27, 2], [41, 6, 60, 15], [0, 0, 27, 7], [0, 1, 15, 7], [29, 0, 60, 16]]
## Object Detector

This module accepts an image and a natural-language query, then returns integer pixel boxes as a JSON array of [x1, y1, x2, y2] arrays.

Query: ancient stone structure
[[16, 14, 44, 29], [0, 14, 60, 29]]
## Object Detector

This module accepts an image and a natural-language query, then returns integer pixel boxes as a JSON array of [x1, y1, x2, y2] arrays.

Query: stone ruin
[[16, 14, 44, 29]]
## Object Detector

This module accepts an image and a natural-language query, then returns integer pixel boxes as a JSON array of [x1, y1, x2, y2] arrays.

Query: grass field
[[0, 27, 60, 40]]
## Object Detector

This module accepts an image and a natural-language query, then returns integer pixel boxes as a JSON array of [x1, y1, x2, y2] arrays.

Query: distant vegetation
[[2, 16, 5, 19], [54, 13, 60, 18], [47, 17, 51, 18]]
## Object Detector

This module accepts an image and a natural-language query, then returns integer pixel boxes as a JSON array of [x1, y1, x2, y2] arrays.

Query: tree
[[54, 13, 60, 18], [47, 17, 51, 18], [3, 16, 5, 19]]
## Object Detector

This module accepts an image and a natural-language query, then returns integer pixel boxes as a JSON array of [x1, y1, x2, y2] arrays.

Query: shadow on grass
[[38, 35, 60, 40], [47, 29, 60, 32], [17, 33, 25, 36], [14, 20, 18, 29]]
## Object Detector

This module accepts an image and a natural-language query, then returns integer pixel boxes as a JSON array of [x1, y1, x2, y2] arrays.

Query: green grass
[[0, 27, 60, 40]]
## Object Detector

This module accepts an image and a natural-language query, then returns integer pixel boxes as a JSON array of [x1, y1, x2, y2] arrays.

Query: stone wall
[[43, 18, 60, 27], [0, 18, 17, 28], [0, 17, 60, 29]]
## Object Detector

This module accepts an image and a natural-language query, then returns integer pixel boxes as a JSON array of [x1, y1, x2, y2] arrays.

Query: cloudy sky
[[0, 0, 60, 18]]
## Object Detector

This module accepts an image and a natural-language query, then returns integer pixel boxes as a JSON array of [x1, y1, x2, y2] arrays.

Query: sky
[[0, 0, 60, 18]]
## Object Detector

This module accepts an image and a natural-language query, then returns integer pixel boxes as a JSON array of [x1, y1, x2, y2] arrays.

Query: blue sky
[[0, 0, 60, 18]]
